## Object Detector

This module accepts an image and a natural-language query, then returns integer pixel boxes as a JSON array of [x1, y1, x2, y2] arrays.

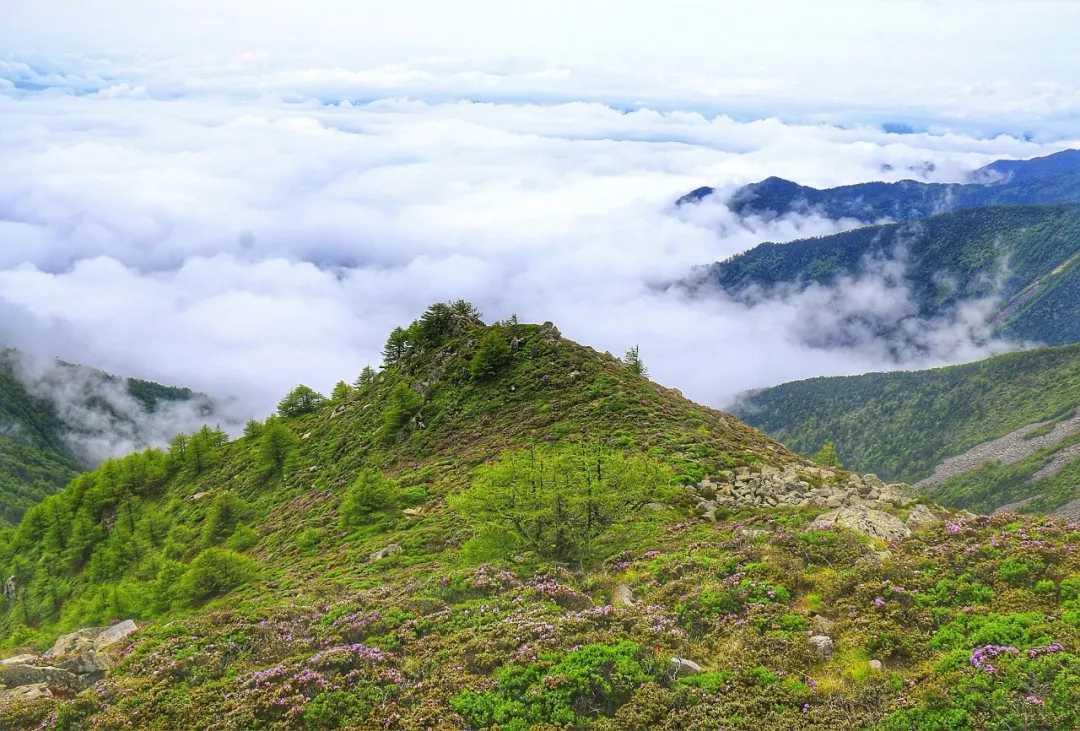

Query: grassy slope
[[734, 343, 1080, 492], [0, 314, 1079, 729], [702, 203, 1080, 346], [0, 349, 202, 526]]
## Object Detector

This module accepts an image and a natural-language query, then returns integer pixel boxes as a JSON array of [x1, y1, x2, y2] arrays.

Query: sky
[[2, 0, 1079, 426]]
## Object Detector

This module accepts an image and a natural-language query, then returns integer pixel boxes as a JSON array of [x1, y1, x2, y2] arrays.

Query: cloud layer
[[1, 57, 1077, 425]]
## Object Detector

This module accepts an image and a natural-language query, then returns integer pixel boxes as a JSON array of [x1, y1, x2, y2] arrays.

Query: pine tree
[[624, 345, 648, 377], [277, 385, 326, 417], [259, 418, 297, 477], [812, 441, 842, 468]]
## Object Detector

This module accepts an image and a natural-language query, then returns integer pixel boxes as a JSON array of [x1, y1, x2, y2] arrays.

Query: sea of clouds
[[1, 50, 1078, 430]]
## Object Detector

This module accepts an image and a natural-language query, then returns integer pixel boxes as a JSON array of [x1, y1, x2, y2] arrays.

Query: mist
[[1, 52, 1077, 435]]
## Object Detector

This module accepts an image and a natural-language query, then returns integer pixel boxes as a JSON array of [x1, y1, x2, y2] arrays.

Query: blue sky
[[0, 0, 1076, 426]]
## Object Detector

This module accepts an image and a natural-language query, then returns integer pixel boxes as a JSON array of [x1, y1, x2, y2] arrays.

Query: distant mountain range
[[677, 148, 1080, 223], [732, 342, 1080, 517], [0, 347, 214, 526]]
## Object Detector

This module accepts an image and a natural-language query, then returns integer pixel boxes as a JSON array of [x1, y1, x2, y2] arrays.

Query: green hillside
[[699, 203, 1080, 346], [677, 148, 1080, 223], [733, 343, 1080, 507], [3, 304, 1080, 730], [0, 348, 208, 526]]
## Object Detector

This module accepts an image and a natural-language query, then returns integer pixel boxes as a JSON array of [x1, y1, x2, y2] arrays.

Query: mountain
[[1, 303, 1079, 730], [0, 347, 214, 526], [676, 148, 1080, 223], [732, 342, 1080, 516], [695, 203, 1080, 347]]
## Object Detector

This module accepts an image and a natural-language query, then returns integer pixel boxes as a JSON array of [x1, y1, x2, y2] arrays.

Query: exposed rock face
[[670, 657, 703, 677], [370, 544, 404, 561], [808, 635, 834, 660], [905, 504, 941, 531], [612, 584, 636, 607], [689, 466, 917, 515], [809, 506, 912, 543], [0, 621, 137, 706]]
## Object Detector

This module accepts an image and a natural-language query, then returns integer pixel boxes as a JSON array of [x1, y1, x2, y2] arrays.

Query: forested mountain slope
[[733, 343, 1080, 514], [0, 348, 211, 526], [677, 148, 1080, 223], [1, 304, 1080, 730], [696, 203, 1080, 347]]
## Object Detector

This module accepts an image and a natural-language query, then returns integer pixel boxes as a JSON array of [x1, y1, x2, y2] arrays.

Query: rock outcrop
[[689, 466, 917, 517], [809, 506, 911, 543], [0, 621, 137, 706]]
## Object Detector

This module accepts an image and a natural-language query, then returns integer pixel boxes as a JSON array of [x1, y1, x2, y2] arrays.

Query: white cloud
[[0, 55, 1076, 425]]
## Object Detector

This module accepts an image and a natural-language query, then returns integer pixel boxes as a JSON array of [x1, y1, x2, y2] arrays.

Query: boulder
[[670, 657, 703, 677], [869, 659, 884, 672], [879, 483, 919, 508], [808, 635, 834, 660], [0, 654, 37, 667], [370, 544, 404, 561], [0, 665, 85, 694], [809, 506, 911, 543], [643, 503, 670, 511], [612, 584, 635, 607], [0, 683, 51, 703], [48, 627, 107, 659], [94, 620, 138, 651], [810, 615, 836, 634], [58, 650, 112, 676], [905, 504, 941, 531]]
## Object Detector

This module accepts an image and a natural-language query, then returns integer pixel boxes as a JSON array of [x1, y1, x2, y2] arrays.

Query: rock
[[48, 627, 107, 659], [94, 620, 138, 651], [0, 665, 85, 694], [869, 659, 883, 672], [0, 683, 51, 703], [57, 650, 112, 676], [402, 508, 422, 517], [0, 654, 37, 667], [905, 504, 941, 531], [370, 544, 403, 561], [810, 615, 836, 634], [670, 657, 703, 677], [612, 584, 635, 607], [880, 483, 919, 508], [643, 503, 670, 511], [808, 635, 834, 660], [3, 575, 16, 602], [809, 506, 912, 543], [189, 491, 211, 501]]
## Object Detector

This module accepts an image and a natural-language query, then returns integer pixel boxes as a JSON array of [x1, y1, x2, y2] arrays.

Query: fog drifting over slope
[[1, 55, 1077, 420]]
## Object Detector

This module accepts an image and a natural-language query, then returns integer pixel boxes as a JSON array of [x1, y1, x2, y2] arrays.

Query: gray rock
[[369, 544, 404, 561], [880, 483, 919, 508], [0, 654, 37, 667], [808, 635, 834, 660], [670, 657, 703, 677], [869, 659, 883, 672], [0, 683, 51, 703], [0, 665, 85, 694], [94, 620, 138, 652], [612, 584, 635, 607], [58, 650, 112, 676], [905, 504, 941, 531], [643, 503, 670, 511], [49, 627, 107, 659], [810, 615, 836, 634], [809, 506, 912, 543]]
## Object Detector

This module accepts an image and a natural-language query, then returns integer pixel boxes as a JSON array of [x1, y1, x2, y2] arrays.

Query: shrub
[[278, 385, 326, 417], [340, 470, 399, 529], [227, 524, 259, 552], [380, 382, 423, 442], [177, 548, 259, 604], [297, 528, 323, 555], [470, 328, 512, 380], [450, 446, 675, 564]]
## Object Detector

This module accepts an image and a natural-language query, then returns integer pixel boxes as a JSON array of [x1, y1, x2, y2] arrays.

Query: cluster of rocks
[[687, 465, 948, 543], [0, 620, 137, 704], [691, 465, 919, 517]]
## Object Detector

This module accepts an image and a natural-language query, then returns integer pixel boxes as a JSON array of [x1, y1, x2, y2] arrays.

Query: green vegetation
[[0, 348, 205, 527], [704, 203, 1080, 346], [735, 342, 1080, 488], [3, 305, 1080, 729]]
